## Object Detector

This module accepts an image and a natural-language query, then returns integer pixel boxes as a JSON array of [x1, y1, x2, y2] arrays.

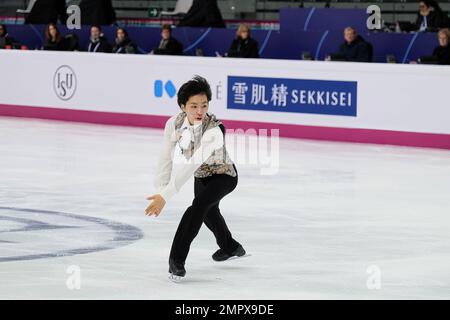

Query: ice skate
[[212, 245, 247, 262], [168, 259, 186, 282]]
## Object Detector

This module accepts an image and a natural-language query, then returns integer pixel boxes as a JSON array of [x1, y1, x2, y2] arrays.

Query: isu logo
[[53, 65, 77, 101]]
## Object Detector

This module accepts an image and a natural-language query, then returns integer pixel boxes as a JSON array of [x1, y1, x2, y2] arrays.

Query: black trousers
[[169, 172, 240, 264]]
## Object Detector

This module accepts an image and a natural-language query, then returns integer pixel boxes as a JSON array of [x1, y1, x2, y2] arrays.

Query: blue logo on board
[[154, 80, 176, 98], [227, 76, 357, 117]]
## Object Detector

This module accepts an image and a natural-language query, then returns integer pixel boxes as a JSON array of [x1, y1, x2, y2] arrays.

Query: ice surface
[[0, 117, 449, 299]]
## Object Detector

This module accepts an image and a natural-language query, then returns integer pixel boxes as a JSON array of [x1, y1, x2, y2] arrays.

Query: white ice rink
[[0, 116, 449, 299]]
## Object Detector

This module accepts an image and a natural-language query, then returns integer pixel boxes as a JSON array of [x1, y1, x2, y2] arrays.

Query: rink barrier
[[1, 104, 449, 150]]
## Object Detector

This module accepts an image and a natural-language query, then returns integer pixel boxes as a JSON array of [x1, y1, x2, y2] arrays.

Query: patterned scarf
[[174, 112, 237, 178]]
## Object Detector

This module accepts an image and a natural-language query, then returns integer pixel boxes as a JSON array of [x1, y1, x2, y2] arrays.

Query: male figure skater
[[145, 76, 245, 281]]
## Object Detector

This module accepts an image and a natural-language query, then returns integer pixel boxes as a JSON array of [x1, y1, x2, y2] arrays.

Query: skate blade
[[221, 253, 252, 262], [168, 274, 184, 283]]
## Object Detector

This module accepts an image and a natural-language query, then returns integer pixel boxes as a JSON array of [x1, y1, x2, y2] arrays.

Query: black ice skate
[[212, 245, 246, 262], [168, 259, 186, 282]]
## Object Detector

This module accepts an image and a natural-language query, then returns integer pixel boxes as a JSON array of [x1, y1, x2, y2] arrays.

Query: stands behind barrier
[[3, 23, 439, 63]]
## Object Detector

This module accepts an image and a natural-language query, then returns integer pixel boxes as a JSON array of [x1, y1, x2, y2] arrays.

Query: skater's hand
[[145, 194, 166, 217]]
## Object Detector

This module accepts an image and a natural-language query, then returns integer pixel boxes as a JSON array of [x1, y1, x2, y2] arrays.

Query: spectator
[[112, 28, 137, 54], [415, 0, 450, 32], [151, 24, 183, 55], [87, 25, 112, 53], [43, 23, 67, 51], [433, 28, 450, 64], [178, 0, 225, 28], [227, 24, 259, 58], [25, 0, 67, 25], [333, 27, 372, 62], [0, 24, 16, 48], [79, 0, 116, 26], [419, 28, 450, 64], [65, 33, 80, 51]]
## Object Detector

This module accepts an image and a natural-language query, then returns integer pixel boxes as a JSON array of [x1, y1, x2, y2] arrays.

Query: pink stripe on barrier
[[221, 119, 450, 150], [1, 104, 449, 150], [0, 104, 169, 129]]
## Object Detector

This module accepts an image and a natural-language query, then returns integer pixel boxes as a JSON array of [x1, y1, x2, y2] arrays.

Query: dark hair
[[91, 25, 102, 32], [45, 23, 61, 43], [420, 0, 442, 12], [0, 24, 6, 37], [116, 27, 128, 38], [177, 75, 212, 108], [161, 24, 172, 33]]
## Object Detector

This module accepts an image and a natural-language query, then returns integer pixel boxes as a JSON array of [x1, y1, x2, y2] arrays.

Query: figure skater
[[145, 75, 245, 281]]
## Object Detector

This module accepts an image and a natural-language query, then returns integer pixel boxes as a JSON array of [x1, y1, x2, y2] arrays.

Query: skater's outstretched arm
[[153, 116, 177, 193], [146, 116, 176, 217], [145, 125, 223, 217]]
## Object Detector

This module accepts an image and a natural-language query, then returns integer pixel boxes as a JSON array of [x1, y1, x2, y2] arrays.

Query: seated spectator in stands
[[65, 33, 80, 51], [150, 24, 183, 55], [178, 0, 225, 28], [112, 28, 137, 54], [419, 28, 450, 64], [433, 28, 450, 64], [415, 0, 450, 32], [79, 0, 116, 26], [0, 24, 16, 48], [26, 0, 67, 25], [43, 23, 67, 51], [331, 27, 372, 62], [226, 24, 259, 58], [87, 25, 111, 53]]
